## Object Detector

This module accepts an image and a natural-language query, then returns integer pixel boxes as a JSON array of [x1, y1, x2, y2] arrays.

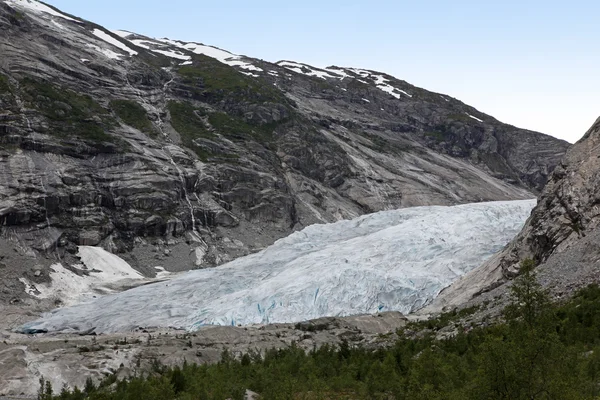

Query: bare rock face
[[426, 117, 600, 313], [0, 1, 569, 310]]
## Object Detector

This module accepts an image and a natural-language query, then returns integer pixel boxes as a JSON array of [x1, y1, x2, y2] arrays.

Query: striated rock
[[426, 117, 600, 313]]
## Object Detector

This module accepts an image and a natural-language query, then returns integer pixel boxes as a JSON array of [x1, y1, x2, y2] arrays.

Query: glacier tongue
[[20, 200, 535, 334]]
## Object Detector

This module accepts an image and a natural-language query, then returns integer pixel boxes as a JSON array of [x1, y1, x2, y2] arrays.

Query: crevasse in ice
[[20, 200, 535, 334]]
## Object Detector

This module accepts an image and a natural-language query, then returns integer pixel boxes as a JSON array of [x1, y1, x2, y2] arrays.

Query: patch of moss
[[425, 131, 445, 142], [361, 132, 390, 152], [167, 101, 215, 161], [167, 101, 212, 139], [21, 78, 105, 121], [20, 78, 120, 145], [0, 74, 11, 93], [448, 113, 473, 123], [110, 99, 157, 137], [208, 112, 279, 144], [168, 100, 284, 161]]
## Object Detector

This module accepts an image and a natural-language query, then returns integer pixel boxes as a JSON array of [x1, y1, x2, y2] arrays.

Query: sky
[[44, 0, 600, 143]]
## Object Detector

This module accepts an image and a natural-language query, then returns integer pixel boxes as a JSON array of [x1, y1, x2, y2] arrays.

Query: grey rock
[[427, 117, 600, 313]]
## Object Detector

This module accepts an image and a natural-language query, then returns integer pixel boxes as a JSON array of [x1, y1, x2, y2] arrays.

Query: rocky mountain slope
[[0, 0, 568, 311], [426, 116, 600, 312]]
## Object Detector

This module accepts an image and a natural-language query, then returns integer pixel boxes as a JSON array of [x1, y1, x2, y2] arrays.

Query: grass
[[110, 99, 158, 137], [20, 78, 120, 145]]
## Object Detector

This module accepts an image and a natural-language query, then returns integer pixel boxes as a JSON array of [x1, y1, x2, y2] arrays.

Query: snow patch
[[154, 267, 171, 279], [241, 71, 260, 77], [324, 66, 353, 79], [19, 246, 145, 307], [4, 0, 77, 21], [158, 38, 262, 71], [350, 68, 371, 78], [85, 43, 121, 60], [112, 30, 133, 38], [91, 29, 137, 56], [129, 39, 152, 50], [152, 49, 191, 60], [21, 200, 536, 334], [467, 113, 484, 122], [373, 75, 412, 99], [277, 61, 336, 79]]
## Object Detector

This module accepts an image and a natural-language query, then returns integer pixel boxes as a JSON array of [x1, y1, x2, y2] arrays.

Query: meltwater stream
[[20, 200, 535, 334]]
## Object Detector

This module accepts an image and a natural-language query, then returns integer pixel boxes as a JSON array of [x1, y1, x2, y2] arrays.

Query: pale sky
[[44, 0, 600, 143]]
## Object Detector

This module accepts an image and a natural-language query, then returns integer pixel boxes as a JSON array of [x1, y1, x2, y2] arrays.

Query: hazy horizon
[[43, 0, 600, 143]]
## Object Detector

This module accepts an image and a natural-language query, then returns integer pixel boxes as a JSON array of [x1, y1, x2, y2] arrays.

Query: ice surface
[[4, 0, 77, 21], [20, 200, 535, 334], [91, 29, 137, 56]]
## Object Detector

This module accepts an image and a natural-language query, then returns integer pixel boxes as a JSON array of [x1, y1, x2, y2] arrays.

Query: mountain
[[426, 117, 600, 312], [0, 0, 568, 315], [20, 200, 535, 334]]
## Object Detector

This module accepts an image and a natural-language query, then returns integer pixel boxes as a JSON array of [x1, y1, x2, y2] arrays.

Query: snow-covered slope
[[20, 200, 535, 334], [19, 246, 168, 307]]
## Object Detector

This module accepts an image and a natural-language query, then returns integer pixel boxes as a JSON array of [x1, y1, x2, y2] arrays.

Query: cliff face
[[0, 1, 568, 307], [427, 117, 600, 312]]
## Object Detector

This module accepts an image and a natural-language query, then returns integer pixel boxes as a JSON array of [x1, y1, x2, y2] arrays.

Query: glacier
[[20, 200, 535, 334]]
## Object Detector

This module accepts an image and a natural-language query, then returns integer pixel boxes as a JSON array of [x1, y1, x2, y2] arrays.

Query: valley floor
[[0, 313, 407, 397]]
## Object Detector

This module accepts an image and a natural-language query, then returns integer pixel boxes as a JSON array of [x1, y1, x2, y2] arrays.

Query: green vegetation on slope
[[167, 101, 214, 161], [21, 78, 118, 144], [168, 100, 284, 161], [0, 73, 11, 93], [42, 259, 600, 399], [110, 99, 158, 138], [177, 55, 287, 105]]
